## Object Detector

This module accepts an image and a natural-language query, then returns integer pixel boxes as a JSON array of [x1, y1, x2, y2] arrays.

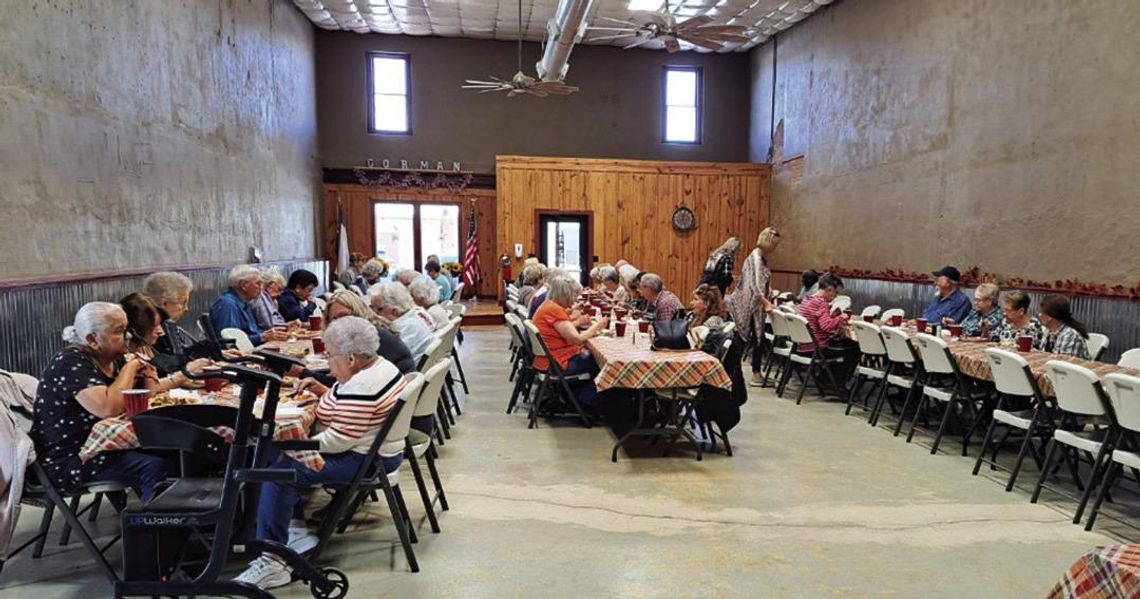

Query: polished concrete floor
[[2, 326, 1133, 598]]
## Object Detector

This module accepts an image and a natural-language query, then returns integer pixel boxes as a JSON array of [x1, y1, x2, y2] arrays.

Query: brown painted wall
[[496, 156, 770, 300], [315, 33, 752, 173], [0, 0, 320, 280], [749, 0, 1140, 286]]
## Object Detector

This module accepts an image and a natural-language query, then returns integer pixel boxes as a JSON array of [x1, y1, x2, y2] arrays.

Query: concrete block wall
[[0, 0, 320, 280]]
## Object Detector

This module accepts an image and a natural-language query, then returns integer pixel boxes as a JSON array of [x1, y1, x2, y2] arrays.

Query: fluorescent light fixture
[[628, 0, 662, 11]]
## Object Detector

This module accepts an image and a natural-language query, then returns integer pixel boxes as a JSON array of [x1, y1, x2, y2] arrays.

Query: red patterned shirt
[[797, 295, 847, 352]]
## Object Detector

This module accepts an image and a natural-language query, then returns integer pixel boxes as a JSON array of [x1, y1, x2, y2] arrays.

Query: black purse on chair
[[651, 319, 692, 351]]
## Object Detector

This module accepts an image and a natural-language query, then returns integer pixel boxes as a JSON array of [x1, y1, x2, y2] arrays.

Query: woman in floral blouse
[[991, 290, 1045, 345], [1037, 294, 1091, 360], [727, 227, 780, 386], [951, 283, 1005, 338]]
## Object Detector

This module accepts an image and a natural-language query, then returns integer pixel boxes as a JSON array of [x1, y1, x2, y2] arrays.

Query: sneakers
[[233, 555, 291, 590], [288, 524, 320, 555], [748, 377, 767, 387]]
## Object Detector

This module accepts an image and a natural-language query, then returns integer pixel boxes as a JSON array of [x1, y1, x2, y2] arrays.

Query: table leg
[[612, 390, 647, 462]]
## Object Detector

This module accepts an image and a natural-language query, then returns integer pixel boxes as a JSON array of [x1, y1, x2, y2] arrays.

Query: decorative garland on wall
[[824, 265, 1140, 301], [352, 167, 474, 192]]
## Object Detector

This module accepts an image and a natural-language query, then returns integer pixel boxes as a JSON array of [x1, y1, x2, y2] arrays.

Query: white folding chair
[[721, 322, 736, 337], [779, 314, 846, 404], [1085, 373, 1140, 530], [860, 305, 882, 320], [405, 358, 452, 533], [331, 281, 346, 292], [880, 308, 906, 323], [830, 295, 852, 313], [311, 297, 327, 314], [1086, 333, 1110, 361], [909, 333, 986, 454], [973, 348, 1054, 491], [873, 326, 921, 431], [1118, 348, 1140, 370], [219, 328, 254, 352], [845, 321, 887, 417], [762, 311, 793, 388], [1029, 361, 1115, 524]]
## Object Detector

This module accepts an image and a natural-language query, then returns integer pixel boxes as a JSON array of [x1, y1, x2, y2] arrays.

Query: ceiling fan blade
[[684, 35, 725, 52], [585, 34, 633, 42], [585, 26, 637, 32], [596, 16, 644, 27], [623, 35, 653, 49], [677, 15, 714, 29], [699, 32, 751, 43], [642, 12, 670, 28], [664, 37, 682, 53], [694, 24, 749, 34]]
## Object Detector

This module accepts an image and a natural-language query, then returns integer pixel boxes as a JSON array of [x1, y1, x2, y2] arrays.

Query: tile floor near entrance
[[1, 326, 1129, 598]]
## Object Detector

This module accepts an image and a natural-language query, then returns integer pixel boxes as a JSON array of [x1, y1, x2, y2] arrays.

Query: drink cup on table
[[309, 315, 322, 331], [915, 318, 928, 333], [863, 314, 874, 323], [637, 320, 649, 334], [312, 337, 326, 354], [205, 377, 226, 393], [122, 389, 151, 417], [889, 315, 903, 327], [1016, 335, 1033, 352], [615, 321, 627, 337], [949, 324, 963, 339]]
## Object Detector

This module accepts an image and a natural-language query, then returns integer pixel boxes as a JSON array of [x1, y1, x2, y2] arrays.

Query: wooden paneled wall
[[496, 156, 770, 300], [321, 184, 498, 297]]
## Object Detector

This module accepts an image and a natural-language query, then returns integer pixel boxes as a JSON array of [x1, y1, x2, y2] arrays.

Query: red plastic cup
[[862, 315, 874, 323], [915, 318, 928, 333], [312, 337, 326, 354], [949, 324, 963, 339], [309, 315, 322, 331], [889, 315, 903, 327], [615, 309, 628, 320], [637, 320, 649, 333], [1017, 335, 1033, 352], [205, 377, 226, 393], [123, 389, 151, 417], [615, 321, 627, 337]]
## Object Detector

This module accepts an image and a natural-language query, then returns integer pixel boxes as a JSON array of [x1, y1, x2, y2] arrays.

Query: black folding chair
[[522, 321, 593, 429]]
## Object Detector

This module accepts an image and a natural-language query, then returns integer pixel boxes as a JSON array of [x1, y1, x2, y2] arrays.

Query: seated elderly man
[[143, 271, 204, 372], [921, 266, 972, 325], [947, 282, 1004, 338], [234, 316, 409, 590], [424, 260, 453, 302], [249, 269, 287, 330], [31, 302, 208, 502], [409, 277, 450, 329], [598, 265, 628, 304], [210, 264, 289, 346], [638, 273, 685, 321], [354, 259, 385, 295], [370, 281, 436, 360]]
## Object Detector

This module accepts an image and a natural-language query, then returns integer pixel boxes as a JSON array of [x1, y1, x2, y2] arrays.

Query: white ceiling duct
[[535, 0, 595, 81]]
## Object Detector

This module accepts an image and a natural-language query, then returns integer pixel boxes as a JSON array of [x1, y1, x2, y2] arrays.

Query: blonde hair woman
[[324, 290, 415, 374], [727, 226, 781, 385], [699, 236, 742, 295]]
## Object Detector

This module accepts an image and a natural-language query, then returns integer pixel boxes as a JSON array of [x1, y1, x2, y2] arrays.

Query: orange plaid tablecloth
[[845, 324, 1135, 396], [586, 334, 731, 392], [79, 389, 324, 471], [1048, 544, 1140, 598], [259, 338, 329, 371]]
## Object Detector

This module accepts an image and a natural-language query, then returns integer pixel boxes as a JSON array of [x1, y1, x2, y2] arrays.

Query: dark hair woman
[[1037, 294, 1090, 359], [279, 269, 320, 323]]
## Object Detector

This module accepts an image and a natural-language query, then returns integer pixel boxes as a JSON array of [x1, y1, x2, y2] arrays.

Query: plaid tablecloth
[[79, 387, 324, 471], [586, 334, 731, 392], [1048, 544, 1140, 598], [259, 338, 329, 371], [845, 324, 1135, 396]]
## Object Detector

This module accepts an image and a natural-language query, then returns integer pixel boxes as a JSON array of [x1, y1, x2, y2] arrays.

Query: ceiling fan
[[462, 0, 579, 97], [586, 0, 751, 53]]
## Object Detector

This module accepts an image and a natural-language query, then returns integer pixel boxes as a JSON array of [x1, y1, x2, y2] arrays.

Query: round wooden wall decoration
[[672, 206, 696, 233]]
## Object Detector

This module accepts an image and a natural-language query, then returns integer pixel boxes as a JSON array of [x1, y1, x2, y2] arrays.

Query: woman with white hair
[[325, 290, 416, 374], [355, 259, 386, 295], [249, 269, 288, 330], [533, 276, 607, 407], [517, 262, 546, 309], [727, 227, 781, 386], [142, 271, 204, 371], [31, 302, 179, 501], [235, 316, 409, 590], [700, 237, 742, 295], [369, 282, 436, 360], [598, 266, 628, 304], [408, 277, 450, 329]]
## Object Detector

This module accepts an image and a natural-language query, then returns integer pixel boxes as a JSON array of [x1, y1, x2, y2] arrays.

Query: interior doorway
[[537, 212, 592, 287]]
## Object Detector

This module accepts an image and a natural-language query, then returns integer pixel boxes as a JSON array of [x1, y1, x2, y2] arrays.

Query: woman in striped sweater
[[235, 316, 409, 590]]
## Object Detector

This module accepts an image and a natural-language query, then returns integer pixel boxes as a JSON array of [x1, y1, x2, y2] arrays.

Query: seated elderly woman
[[424, 260, 453, 302], [598, 265, 628, 305], [121, 293, 211, 382], [324, 290, 416, 374], [947, 282, 1004, 338], [210, 264, 289, 346], [638, 273, 685, 322], [409, 277, 450, 330], [517, 262, 545, 309], [533, 276, 608, 406], [394, 268, 422, 287], [31, 302, 203, 503], [1037, 294, 1091, 359], [990, 290, 1045, 345], [338, 252, 366, 287], [527, 267, 567, 319], [142, 271, 203, 372], [234, 316, 409, 590], [369, 282, 436, 360], [796, 273, 858, 384], [249, 269, 287, 330], [355, 259, 385, 295], [278, 269, 319, 323]]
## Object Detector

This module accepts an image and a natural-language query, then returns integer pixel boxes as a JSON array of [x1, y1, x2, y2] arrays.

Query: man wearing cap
[[920, 266, 972, 324]]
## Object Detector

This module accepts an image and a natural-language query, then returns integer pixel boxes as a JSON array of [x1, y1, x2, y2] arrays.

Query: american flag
[[461, 202, 481, 291]]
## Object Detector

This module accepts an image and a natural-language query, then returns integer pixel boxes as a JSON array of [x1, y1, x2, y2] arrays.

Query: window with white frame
[[368, 52, 410, 134], [663, 66, 701, 144]]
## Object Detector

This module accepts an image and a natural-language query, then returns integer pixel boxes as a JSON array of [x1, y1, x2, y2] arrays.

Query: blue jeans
[[257, 451, 404, 544], [563, 353, 600, 406], [94, 451, 171, 503]]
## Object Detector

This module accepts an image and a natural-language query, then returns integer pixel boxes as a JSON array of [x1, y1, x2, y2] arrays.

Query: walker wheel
[[311, 567, 349, 599]]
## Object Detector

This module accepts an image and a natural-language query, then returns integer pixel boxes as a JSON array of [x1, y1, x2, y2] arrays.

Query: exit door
[[537, 213, 591, 288]]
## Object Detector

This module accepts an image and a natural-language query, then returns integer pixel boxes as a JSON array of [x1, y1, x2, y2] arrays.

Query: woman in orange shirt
[[533, 275, 609, 405]]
